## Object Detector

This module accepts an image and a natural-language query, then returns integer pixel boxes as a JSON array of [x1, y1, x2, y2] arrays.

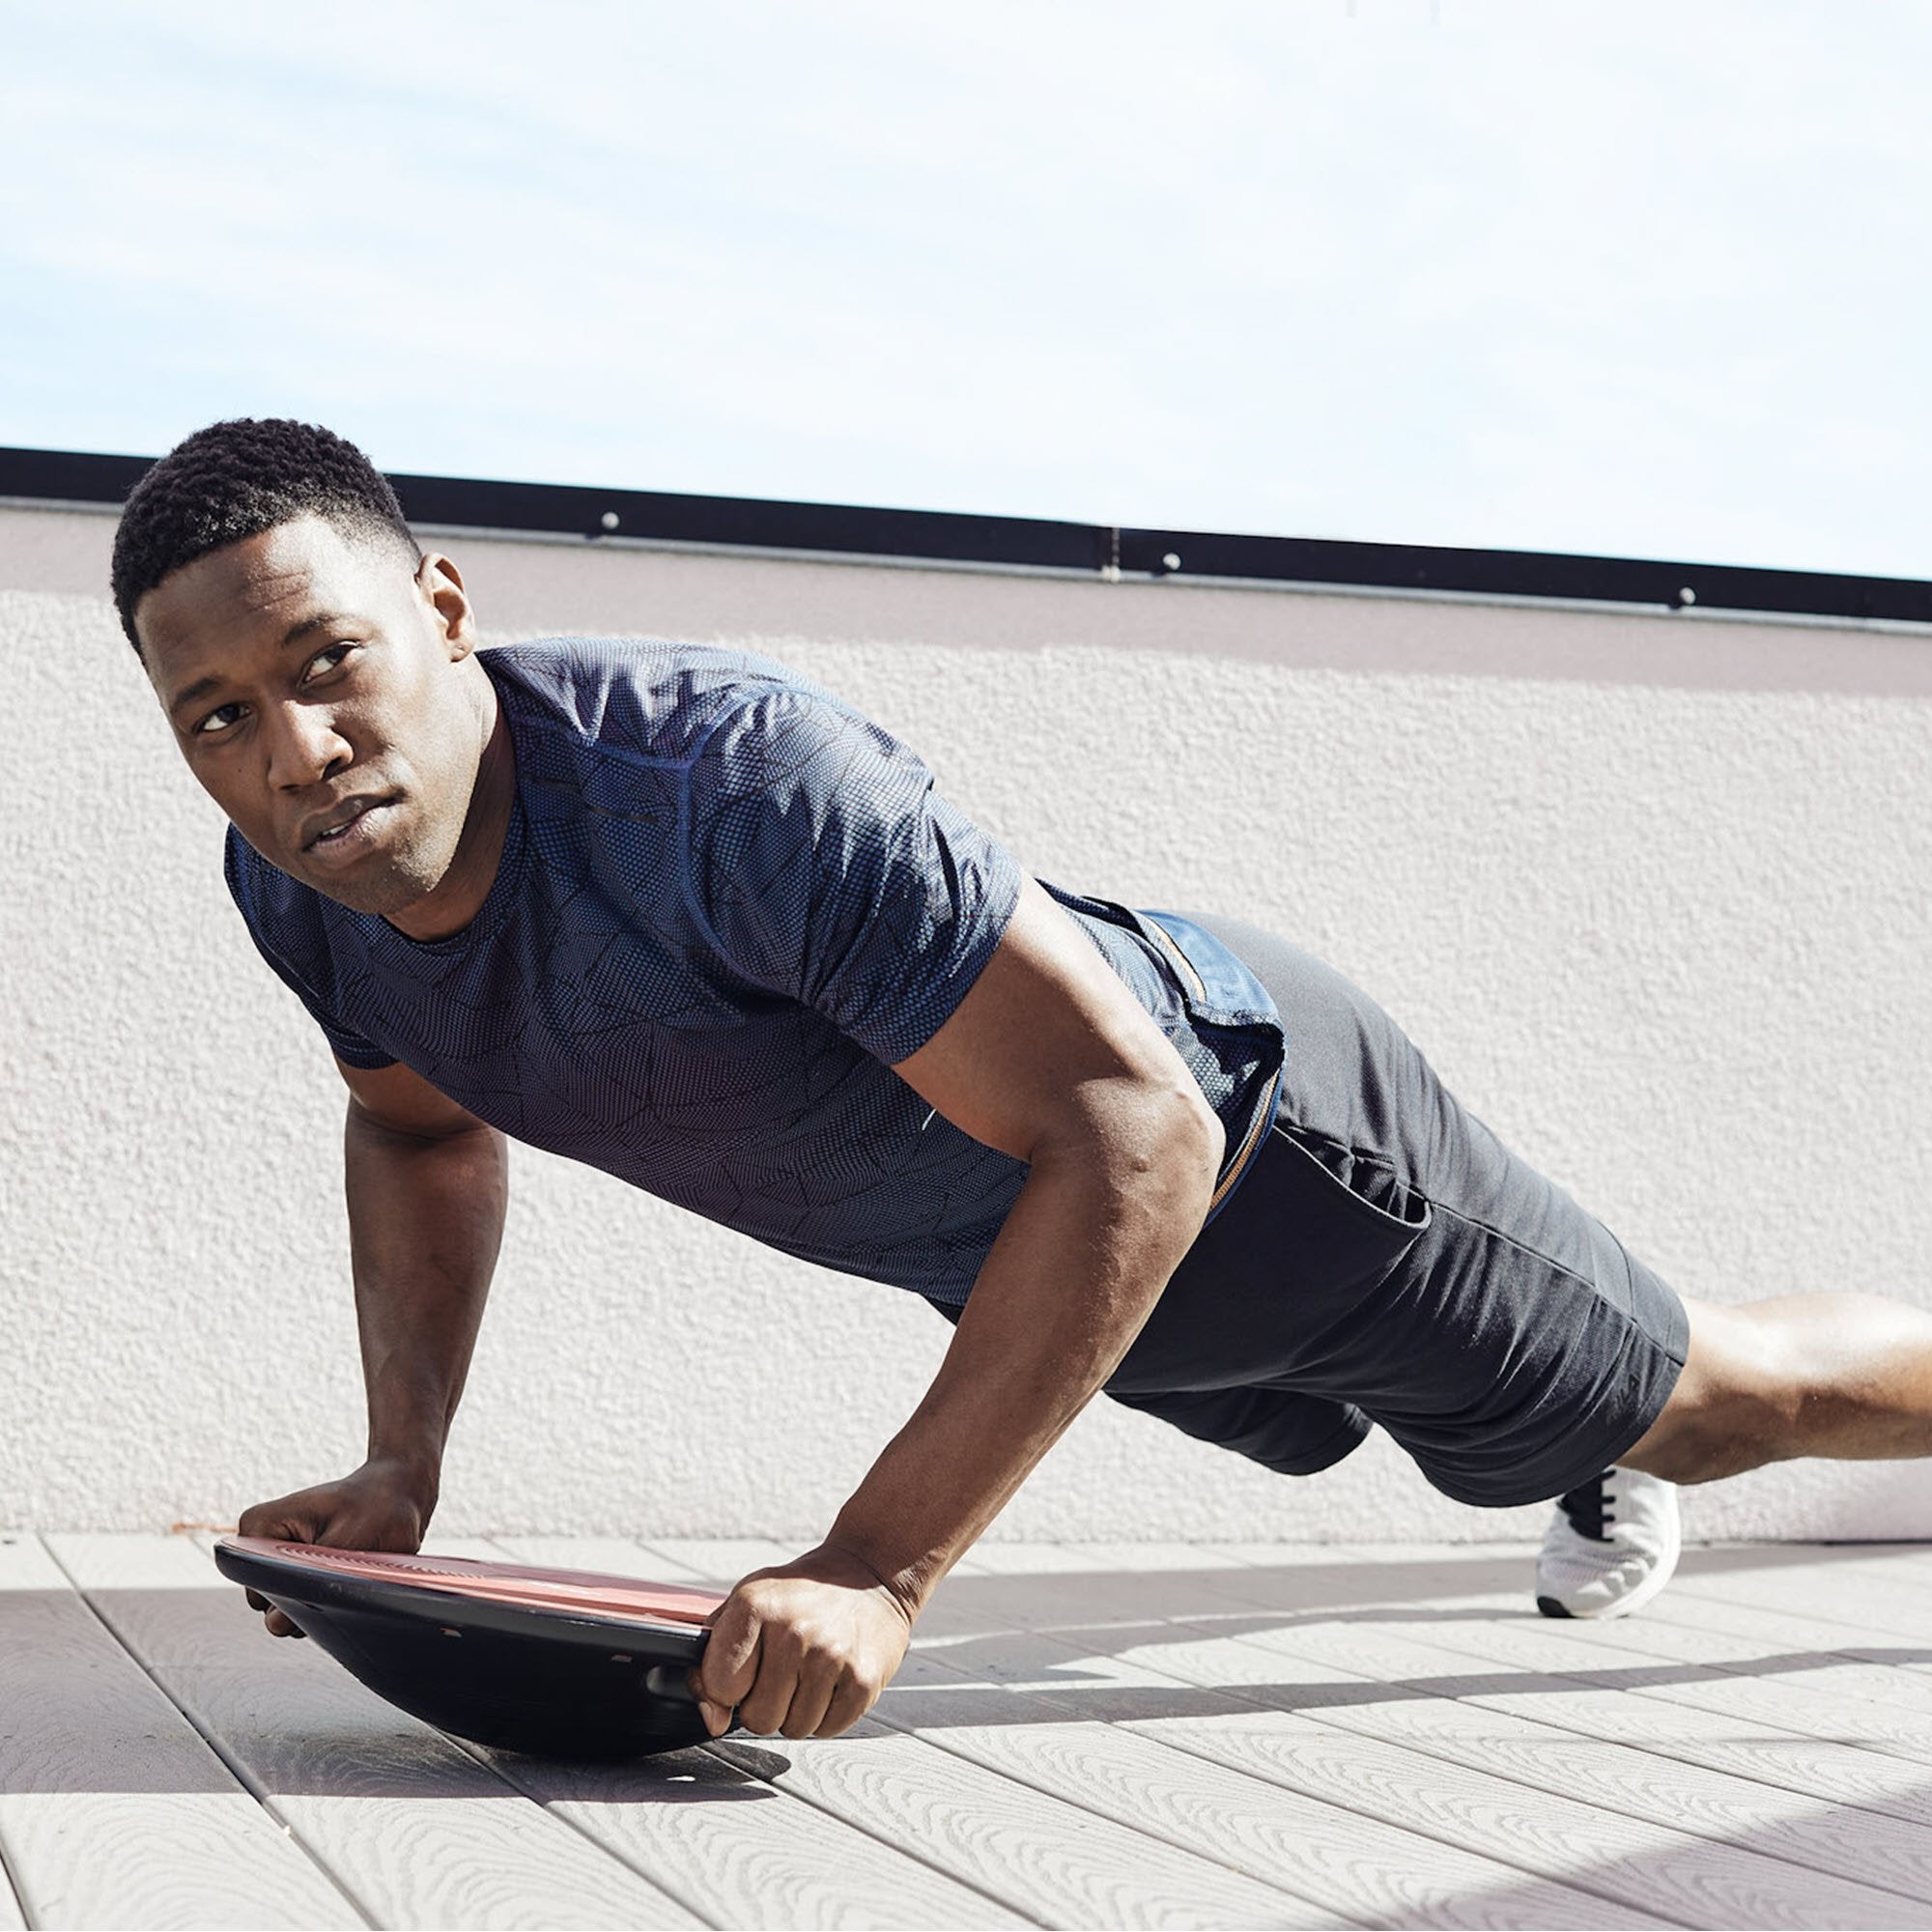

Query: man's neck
[[384, 689, 515, 944]]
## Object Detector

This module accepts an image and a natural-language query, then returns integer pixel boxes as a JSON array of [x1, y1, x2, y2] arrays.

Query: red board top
[[219, 1536, 724, 1628]]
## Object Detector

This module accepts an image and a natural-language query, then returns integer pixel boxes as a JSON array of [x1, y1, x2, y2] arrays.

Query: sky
[[3, 0, 1928, 577]]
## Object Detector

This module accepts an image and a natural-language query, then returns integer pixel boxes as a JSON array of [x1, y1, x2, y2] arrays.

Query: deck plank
[[1293, 1565, 1932, 1829], [1824, 1547, 1932, 1590], [1643, 1578, 1932, 1697], [50, 1535, 702, 1930], [1645, 1574, 1932, 1655], [888, 1647, 1669, 1930], [1406, 1587, 1932, 1774], [1669, 1549, 1932, 1647], [649, 1540, 1665, 1930], [0, 1534, 358, 1930], [483, 1535, 1029, 1930], [22, 1527, 1932, 1928], [939, 1544, 1932, 1929], [1039, 1544, 1932, 1912], [718, 1717, 1340, 1931], [642, 1541, 1361, 1929], [1562, 1589, 1932, 1719]]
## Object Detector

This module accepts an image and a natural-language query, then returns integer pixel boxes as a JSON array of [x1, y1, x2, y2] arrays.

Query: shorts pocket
[[1108, 1120, 1434, 1395], [1270, 1124, 1433, 1241]]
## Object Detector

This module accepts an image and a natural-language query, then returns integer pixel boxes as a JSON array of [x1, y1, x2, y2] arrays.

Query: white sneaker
[[1535, 1466, 1681, 1619]]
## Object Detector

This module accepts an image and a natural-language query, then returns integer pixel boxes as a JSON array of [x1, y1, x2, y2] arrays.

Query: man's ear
[[416, 552, 477, 659]]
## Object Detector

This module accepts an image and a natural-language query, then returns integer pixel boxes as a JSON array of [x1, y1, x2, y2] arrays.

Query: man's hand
[[234, 1455, 436, 1637], [690, 1546, 914, 1739]]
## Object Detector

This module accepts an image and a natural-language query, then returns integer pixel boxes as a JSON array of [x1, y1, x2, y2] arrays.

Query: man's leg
[[1171, 908, 1693, 1619], [1545, 1293, 1932, 1619], [1624, 1293, 1932, 1479]]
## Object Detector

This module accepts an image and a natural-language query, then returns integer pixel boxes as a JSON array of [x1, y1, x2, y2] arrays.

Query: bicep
[[334, 1056, 493, 1141], [890, 875, 1223, 1168]]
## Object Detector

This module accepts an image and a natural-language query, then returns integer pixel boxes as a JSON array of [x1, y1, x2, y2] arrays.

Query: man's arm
[[236, 1060, 507, 1635], [693, 873, 1224, 1736]]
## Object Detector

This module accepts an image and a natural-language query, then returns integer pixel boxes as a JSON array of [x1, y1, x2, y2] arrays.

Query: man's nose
[[265, 701, 353, 789]]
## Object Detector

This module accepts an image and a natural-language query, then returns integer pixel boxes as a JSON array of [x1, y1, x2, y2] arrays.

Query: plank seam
[[884, 1634, 1697, 1930], [438, 1733, 733, 1930], [1404, 1608, 1932, 1794], [37, 1535, 378, 1932], [1610, 1596, 1932, 1687], [1272, 1604, 1932, 1868], [1103, 1711, 1711, 1930], [1190, 1615, 1932, 1901], [664, 1536, 1648, 1927], [627, 1539, 1060, 1928], [1158, 1545, 1932, 1850], [1309, 1633, 1932, 1895], [924, 1556, 1932, 1921], [693, 1738, 1056, 1929], [470, 1537, 1029, 1931], [1667, 1571, 1932, 1646], [1643, 1583, 1932, 1685], [1531, 1600, 1932, 1762], [0, 1820, 29, 1932], [444, 1538, 733, 1929], [855, 1703, 1385, 1929]]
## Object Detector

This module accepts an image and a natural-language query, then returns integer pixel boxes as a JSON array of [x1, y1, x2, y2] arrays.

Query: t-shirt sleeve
[[682, 685, 1024, 1065], [222, 829, 398, 1070]]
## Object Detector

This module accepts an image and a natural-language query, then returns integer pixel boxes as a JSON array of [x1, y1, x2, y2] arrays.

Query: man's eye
[[304, 643, 357, 681], [195, 703, 244, 736]]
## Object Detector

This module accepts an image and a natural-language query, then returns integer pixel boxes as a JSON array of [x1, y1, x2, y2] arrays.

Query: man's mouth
[[302, 794, 398, 860]]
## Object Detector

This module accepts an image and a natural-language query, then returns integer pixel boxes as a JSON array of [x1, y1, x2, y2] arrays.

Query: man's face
[[136, 514, 487, 919]]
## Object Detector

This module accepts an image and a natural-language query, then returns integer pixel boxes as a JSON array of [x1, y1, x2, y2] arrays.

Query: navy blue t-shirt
[[224, 639, 1284, 1302]]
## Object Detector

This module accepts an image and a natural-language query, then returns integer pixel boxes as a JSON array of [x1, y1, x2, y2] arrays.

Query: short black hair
[[111, 417, 422, 653]]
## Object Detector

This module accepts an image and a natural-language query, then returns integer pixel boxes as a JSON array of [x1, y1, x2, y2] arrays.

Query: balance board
[[213, 1536, 725, 1760]]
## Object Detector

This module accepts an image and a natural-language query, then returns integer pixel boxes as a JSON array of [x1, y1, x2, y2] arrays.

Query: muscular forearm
[[824, 1091, 1221, 1613], [344, 1101, 508, 1493]]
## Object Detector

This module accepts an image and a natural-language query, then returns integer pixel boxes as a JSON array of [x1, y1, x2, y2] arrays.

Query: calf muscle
[[1624, 1293, 1932, 1484]]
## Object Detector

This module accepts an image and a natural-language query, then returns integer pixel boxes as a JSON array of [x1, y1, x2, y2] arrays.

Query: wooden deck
[[7, 1535, 1932, 1930]]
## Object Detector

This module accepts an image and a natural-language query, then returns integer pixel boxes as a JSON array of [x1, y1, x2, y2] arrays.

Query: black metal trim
[[2, 447, 153, 505], [1117, 526, 1932, 625], [4, 440, 1927, 626], [391, 469, 1107, 572]]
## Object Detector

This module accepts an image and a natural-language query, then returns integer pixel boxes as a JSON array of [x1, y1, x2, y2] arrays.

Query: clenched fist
[[235, 1456, 437, 1636], [692, 1545, 914, 1739]]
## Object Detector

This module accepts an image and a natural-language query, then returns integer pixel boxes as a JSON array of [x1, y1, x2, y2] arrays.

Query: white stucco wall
[[4, 500, 1930, 1545]]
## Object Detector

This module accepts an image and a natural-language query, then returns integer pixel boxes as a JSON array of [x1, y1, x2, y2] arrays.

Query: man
[[118, 419, 1930, 1743]]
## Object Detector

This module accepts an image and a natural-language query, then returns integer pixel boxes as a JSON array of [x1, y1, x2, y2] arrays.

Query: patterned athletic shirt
[[224, 639, 1285, 1304]]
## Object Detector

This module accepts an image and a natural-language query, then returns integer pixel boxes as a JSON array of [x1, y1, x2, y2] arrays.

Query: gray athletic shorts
[[1084, 914, 1689, 1509]]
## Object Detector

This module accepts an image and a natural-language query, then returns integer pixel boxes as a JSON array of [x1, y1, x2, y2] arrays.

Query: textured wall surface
[[4, 502, 1930, 1545]]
